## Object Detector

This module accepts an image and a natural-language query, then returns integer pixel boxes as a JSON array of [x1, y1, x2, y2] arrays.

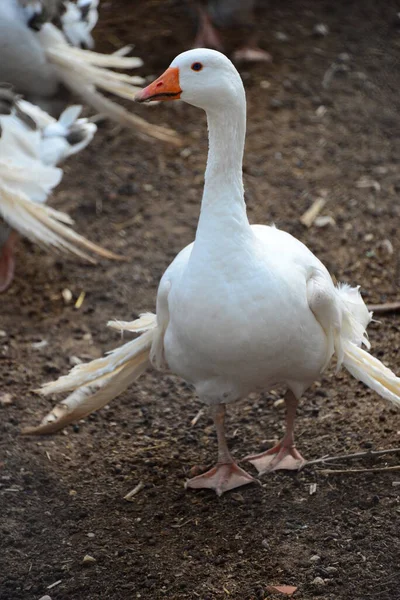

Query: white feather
[[61, 0, 99, 49], [24, 317, 157, 434], [36, 23, 182, 145], [0, 93, 120, 261], [0, 183, 120, 261], [343, 342, 400, 407]]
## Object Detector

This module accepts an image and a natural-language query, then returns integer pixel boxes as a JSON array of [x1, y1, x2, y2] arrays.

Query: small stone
[[231, 492, 245, 502], [238, 549, 244, 555], [326, 566, 338, 574], [313, 23, 329, 37], [87, 532, 95, 538], [31, 340, 48, 350], [0, 393, 13, 406], [312, 577, 325, 586], [261, 539, 269, 549], [315, 105, 327, 118], [310, 554, 321, 563], [83, 554, 96, 565], [273, 398, 285, 408], [378, 239, 394, 255], [180, 148, 192, 159], [309, 483, 317, 495], [69, 356, 82, 366], [314, 215, 335, 228], [275, 31, 289, 42], [39, 596, 52, 600], [62, 288, 72, 304], [270, 98, 283, 109]]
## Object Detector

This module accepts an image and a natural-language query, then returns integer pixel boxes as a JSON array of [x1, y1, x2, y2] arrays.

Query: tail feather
[[60, 71, 182, 145], [39, 24, 182, 145], [0, 184, 122, 262], [336, 283, 400, 407], [23, 356, 150, 435], [108, 312, 157, 333], [24, 314, 157, 435], [335, 283, 372, 371], [343, 342, 400, 407]]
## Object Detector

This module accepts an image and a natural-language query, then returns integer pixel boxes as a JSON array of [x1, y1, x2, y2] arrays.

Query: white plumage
[[0, 87, 120, 291], [27, 50, 400, 496], [60, 0, 99, 49], [0, 0, 180, 144]]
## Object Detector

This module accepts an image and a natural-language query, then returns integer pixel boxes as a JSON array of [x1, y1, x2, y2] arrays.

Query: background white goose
[[0, 85, 120, 292], [26, 50, 400, 496], [58, 0, 99, 49], [0, 0, 180, 144]]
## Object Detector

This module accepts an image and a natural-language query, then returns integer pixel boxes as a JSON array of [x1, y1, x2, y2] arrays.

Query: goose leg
[[186, 404, 254, 496], [193, 4, 224, 51], [0, 230, 17, 293], [244, 390, 305, 474]]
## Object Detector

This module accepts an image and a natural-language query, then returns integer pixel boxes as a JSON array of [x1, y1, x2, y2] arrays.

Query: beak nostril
[[135, 67, 181, 103]]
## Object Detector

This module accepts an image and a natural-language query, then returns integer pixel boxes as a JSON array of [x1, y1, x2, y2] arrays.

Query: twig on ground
[[47, 580, 62, 590], [303, 447, 400, 468], [300, 198, 326, 227], [319, 465, 400, 475], [123, 481, 144, 501], [368, 301, 400, 314], [191, 409, 204, 427]]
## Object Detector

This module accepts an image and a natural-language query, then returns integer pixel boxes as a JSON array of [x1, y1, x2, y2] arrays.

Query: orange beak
[[135, 67, 181, 103]]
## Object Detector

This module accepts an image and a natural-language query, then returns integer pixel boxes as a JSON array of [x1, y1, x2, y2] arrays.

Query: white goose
[[0, 0, 180, 144], [0, 86, 120, 291], [27, 50, 400, 496]]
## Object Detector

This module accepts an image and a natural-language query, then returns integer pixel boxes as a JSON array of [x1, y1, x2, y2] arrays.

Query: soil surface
[[1, 1, 400, 599]]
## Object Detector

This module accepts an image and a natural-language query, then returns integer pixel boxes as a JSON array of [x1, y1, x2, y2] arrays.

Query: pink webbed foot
[[185, 462, 255, 496], [232, 46, 272, 63], [244, 443, 305, 475]]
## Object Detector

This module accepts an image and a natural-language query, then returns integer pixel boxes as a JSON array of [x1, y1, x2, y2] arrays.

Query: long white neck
[[194, 90, 251, 244]]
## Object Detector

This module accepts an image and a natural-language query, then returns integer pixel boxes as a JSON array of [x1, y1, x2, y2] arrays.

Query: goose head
[[135, 49, 245, 112]]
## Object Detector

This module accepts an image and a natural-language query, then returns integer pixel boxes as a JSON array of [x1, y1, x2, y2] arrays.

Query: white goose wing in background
[[0, 0, 181, 144], [0, 86, 122, 291], [60, 0, 99, 49]]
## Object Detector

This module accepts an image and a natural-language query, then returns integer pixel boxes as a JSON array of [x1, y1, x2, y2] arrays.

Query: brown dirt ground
[[1, 1, 400, 599]]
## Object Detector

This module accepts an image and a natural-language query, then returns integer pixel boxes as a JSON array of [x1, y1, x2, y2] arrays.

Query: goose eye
[[191, 62, 203, 72]]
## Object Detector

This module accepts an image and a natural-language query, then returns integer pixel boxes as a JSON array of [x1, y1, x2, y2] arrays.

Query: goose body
[[162, 227, 330, 404], [0, 0, 60, 99], [28, 50, 400, 496]]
